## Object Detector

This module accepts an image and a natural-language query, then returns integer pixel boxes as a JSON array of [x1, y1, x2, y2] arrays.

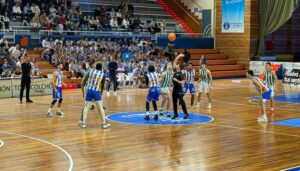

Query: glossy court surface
[[0, 79, 300, 171]]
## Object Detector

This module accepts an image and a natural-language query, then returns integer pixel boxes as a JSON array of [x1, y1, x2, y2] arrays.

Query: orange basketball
[[168, 33, 176, 41]]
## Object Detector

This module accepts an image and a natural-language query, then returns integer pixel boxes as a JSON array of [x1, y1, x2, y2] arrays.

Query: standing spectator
[[122, 17, 129, 29], [69, 60, 77, 78], [30, 13, 41, 30], [20, 50, 33, 103], [110, 17, 118, 30], [107, 57, 118, 96], [58, 14, 67, 30]]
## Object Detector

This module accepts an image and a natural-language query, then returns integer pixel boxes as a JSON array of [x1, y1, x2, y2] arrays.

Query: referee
[[172, 53, 189, 119], [19, 49, 33, 103]]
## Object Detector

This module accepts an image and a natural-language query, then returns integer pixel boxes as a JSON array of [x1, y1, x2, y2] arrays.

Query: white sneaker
[[206, 103, 212, 109], [56, 111, 65, 115], [80, 123, 87, 128], [193, 104, 200, 109], [101, 123, 111, 129], [47, 111, 53, 117], [107, 91, 110, 97], [257, 116, 268, 123]]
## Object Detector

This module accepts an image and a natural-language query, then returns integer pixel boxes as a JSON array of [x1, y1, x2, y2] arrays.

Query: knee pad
[[58, 98, 63, 103]]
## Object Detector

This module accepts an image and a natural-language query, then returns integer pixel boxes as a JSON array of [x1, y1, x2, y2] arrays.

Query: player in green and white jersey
[[159, 62, 173, 117], [263, 62, 278, 114]]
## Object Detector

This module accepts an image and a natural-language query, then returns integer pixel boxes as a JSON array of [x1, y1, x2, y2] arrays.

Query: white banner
[[11, 78, 53, 98], [282, 63, 300, 85], [0, 79, 13, 98], [249, 61, 282, 75]]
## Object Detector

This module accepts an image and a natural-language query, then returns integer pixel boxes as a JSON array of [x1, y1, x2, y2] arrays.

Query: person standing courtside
[[172, 53, 189, 119], [263, 62, 278, 115], [20, 49, 33, 103], [107, 57, 118, 96]]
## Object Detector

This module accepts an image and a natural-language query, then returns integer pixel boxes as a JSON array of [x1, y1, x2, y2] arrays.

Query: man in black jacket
[[20, 49, 33, 103]]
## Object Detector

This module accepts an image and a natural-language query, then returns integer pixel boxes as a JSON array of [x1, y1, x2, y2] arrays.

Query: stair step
[[189, 59, 236, 66], [190, 54, 228, 60], [206, 65, 244, 71], [211, 70, 246, 78]]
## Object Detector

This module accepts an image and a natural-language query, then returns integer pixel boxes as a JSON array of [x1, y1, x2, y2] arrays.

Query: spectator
[[31, 3, 41, 16], [94, 5, 101, 19], [122, 17, 129, 29], [1, 59, 12, 77], [58, 14, 67, 31], [42, 37, 51, 48], [8, 44, 20, 60], [23, 3, 32, 21], [40, 12, 49, 27], [0, 12, 10, 29], [12, 2, 22, 20], [49, 5, 57, 15], [40, 3, 48, 14], [30, 13, 41, 29], [69, 60, 77, 78], [0, 36, 8, 49], [110, 17, 118, 30], [200, 55, 207, 64]]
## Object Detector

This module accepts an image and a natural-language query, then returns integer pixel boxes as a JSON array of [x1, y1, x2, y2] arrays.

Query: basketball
[[168, 33, 176, 41]]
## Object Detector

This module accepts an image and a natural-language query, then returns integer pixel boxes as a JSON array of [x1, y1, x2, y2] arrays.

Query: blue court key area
[[283, 166, 300, 171], [272, 118, 300, 128], [274, 93, 300, 104], [106, 111, 214, 126]]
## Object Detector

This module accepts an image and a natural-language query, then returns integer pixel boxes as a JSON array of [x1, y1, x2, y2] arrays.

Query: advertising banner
[[11, 78, 53, 98], [222, 0, 245, 33], [249, 61, 282, 77], [0, 79, 13, 98], [282, 63, 300, 85]]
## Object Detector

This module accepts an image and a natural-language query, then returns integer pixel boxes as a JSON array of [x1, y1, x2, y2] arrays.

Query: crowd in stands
[[0, 0, 162, 34], [40, 37, 171, 87]]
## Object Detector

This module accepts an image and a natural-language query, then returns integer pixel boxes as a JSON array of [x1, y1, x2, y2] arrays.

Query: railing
[[157, 32, 209, 38], [0, 29, 30, 43], [172, 0, 201, 25]]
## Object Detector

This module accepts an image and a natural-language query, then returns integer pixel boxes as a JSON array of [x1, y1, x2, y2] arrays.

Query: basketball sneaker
[[257, 116, 268, 123], [171, 115, 179, 120], [183, 113, 189, 119], [206, 103, 212, 109], [166, 112, 171, 117], [144, 115, 150, 120], [101, 123, 111, 129], [154, 114, 159, 120], [80, 123, 87, 128], [107, 91, 110, 97], [47, 111, 53, 117], [56, 111, 65, 115]]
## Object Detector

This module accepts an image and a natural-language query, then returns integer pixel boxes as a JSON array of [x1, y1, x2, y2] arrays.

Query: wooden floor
[[0, 79, 300, 171]]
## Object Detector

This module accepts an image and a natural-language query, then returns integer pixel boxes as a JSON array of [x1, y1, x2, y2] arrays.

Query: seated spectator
[[12, 2, 23, 20], [122, 17, 129, 29], [0, 12, 10, 29], [89, 17, 99, 31], [40, 3, 48, 14], [69, 60, 77, 78], [110, 17, 118, 30], [42, 37, 51, 49], [30, 13, 41, 29], [94, 5, 101, 19], [31, 3, 41, 16], [1, 59, 12, 77], [58, 14, 67, 31], [109, 8, 116, 18], [49, 5, 57, 15], [8, 44, 20, 60], [40, 12, 49, 27], [23, 3, 32, 20], [0, 36, 8, 49]]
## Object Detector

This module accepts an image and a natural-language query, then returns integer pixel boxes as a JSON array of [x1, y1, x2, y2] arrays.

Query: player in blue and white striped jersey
[[182, 63, 196, 107], [47, 63, 65, 117], [247, 70, 272, 123], [80, 62, 111, 129], [144, 65, 161, 120]]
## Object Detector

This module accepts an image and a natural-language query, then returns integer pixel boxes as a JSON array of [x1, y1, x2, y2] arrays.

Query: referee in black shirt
[[20, 50, 33, 103], [172, 54, 189, 119]]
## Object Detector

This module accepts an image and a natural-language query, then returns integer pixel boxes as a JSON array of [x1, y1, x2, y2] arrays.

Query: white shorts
[[160, 87, 170, 94], [199, 82, 210, 93], [270, 86, 275, 97]]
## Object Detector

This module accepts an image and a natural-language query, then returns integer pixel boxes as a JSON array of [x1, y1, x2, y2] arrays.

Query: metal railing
[[0, 29, 31, 43], [172, 0, 201, 25]]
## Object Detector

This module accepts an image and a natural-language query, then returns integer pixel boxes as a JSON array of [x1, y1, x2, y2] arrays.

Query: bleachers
[[176, 49, 246, 78]]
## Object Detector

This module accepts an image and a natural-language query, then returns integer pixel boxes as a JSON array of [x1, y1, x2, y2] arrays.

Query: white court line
[[0, 131, 73, 171], [0, 139, 4, 148], [281, 165, 300, 171]]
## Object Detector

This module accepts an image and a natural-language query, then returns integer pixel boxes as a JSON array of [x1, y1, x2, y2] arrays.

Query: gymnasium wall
[[215, 0, 259, 67]]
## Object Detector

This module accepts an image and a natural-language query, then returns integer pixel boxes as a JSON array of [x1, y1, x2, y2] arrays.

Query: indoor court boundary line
[[282, 165, 300, 171], [0, 131, 74, 171], [0, 139, 4, 148]]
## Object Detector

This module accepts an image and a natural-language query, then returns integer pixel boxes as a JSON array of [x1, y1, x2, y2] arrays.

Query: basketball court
[[0, 79, 300, 170]]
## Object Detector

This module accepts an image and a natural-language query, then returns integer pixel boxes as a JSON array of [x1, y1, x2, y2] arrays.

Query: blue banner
[[222, 0, 245, 33]]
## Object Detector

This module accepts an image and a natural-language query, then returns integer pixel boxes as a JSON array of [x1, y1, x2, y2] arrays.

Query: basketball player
[[80, 62, 110, 128], [159, 62, 173, 117], [193, 62, 212, 109], [182, 63, 196, 107], [263, 62, 278, 114], [47, 63, 64, 117], [247, 70, 272, 122], [172, 54, 189, 119], [144, 65, 160, 120]]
